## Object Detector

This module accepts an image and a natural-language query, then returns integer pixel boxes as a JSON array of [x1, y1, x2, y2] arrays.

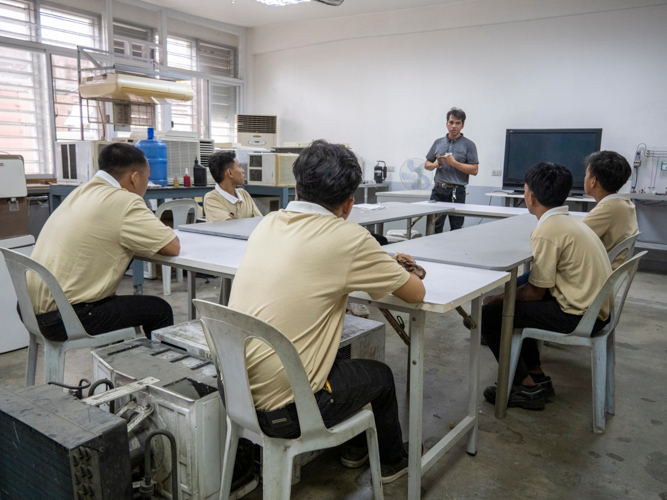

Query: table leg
[[505, 197, 511, 208], [218, 277, 232, 306], [407, 310, 425, 499], [377, 223, 384, 237], [187, 270, 197, 320], [467, 297, 482, 455], [131, 260, 144, 295], [280, 188, 289, 209], [364, 187, 368, 204], [426, 215, 435, 236], [495, 266, 518, 418], [406, 218, 412, 240]]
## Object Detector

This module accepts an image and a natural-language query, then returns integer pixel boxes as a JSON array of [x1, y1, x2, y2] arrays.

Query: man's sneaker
[[380, 442, 426, 484], [340, 444, 369, 469], [483, 383, 545, 411], [348, 303, 370, 318], [529, 373, 555, 402]]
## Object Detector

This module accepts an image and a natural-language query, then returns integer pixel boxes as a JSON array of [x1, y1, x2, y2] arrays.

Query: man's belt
[[434, 183, 464, 189]]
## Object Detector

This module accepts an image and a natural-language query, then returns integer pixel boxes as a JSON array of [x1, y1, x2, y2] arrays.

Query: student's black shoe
[[380, 442, 426, 484], [340, 444, 369, 468], [529, 373, 555, 402], [483, 383, 545, 411]]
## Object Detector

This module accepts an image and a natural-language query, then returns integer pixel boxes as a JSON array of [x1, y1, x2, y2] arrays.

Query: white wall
[[249, 0, 667, 194]]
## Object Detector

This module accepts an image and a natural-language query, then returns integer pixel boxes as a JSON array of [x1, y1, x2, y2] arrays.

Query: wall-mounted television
[[502, 129, 602, 194]]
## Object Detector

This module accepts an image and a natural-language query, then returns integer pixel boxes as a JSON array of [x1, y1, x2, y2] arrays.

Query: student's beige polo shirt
[[203, 185, 262, 222], [228, 201, 411, 411], [583, 194, 638, 270], [528, 206, 612, 321], [28, 171, 176, 314]]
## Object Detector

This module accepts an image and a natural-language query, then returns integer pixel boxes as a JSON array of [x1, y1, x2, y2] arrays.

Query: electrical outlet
[[387, 166, 396, 173], [661, 160, 667, 171], [492, 170, 502, 176]]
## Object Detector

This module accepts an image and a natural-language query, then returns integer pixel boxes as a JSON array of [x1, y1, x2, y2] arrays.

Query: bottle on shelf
[[173, 175, 180, 188], [183, 167, 191, 187]]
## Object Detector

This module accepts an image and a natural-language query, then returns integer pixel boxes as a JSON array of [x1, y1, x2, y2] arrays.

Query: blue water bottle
[[135, 128, 167, 187]]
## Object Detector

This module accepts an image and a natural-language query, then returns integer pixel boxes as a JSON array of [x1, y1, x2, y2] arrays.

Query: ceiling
[[143, 0, 466, 28]]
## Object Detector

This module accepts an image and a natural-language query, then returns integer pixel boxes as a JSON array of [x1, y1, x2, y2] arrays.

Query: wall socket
[[492, 170, 502, 176], [387, 166, 396, 172]]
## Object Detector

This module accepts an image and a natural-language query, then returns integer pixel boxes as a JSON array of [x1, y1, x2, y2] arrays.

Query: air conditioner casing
[[216, 148, 270, 185], [55, 140, 111, 185], [247, 153, 297, 187], [236, 114, 277, 148]]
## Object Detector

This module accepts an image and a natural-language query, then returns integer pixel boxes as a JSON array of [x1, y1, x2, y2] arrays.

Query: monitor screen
[[502, 129, 602, 194]]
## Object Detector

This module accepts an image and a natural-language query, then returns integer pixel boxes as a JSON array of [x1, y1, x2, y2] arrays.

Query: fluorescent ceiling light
[[255, 0, 310, 6]]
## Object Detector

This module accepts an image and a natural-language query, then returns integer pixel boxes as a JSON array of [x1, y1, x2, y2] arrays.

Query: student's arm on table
[[391, 253, 426, 303], [158, 236, 180, 256]]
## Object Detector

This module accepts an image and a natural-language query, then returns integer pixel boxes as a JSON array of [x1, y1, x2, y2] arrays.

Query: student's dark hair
[[98, 143, 148, 179], [292, 139, 362, 211], [208, 151, 237, 184], [446, 107, 466, 124], [585, 150, 632, 194], [524, 162, 573, 208]]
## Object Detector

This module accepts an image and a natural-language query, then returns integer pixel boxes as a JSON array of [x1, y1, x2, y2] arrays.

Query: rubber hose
[[143, 429, 178, 500]]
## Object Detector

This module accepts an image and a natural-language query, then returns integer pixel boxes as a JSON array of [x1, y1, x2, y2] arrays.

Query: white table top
[[376, 189, 432, 199], [348, 201, 452, 226], [412, 201, 589, 219], [383, 214, 537, 271], [486, 192, 595, 203], [145, 230, 509, 315], [179, 217, 262, 240]]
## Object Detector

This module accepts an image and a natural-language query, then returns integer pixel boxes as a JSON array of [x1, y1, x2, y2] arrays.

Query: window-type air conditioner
[[216, 147, 270, 185], [236, 114, 277, 148], [55, 140, 112, 185], [246, 153, 297, 187], [199, 139, 216, 186]]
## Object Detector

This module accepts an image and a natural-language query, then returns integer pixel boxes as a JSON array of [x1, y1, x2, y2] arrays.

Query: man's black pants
[[252, 358, 406, 465], [481, 294, 608, 384], [33, 295, 174, 341], [430, 185, 466, 233]]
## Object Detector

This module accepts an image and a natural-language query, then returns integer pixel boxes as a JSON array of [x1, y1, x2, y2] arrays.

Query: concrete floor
[[1, 270, 666, 500]]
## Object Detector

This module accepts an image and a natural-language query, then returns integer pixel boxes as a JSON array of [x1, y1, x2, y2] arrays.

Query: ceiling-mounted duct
[[79, 74, 193, 104]]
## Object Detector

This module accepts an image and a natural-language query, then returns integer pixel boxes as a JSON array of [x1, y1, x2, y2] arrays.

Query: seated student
[[582, 150, 638, 269], [228, 140, 426, 483], [203, 151, 262, 222], [481, 163, 612, 411], [26, 143, 180, 341]]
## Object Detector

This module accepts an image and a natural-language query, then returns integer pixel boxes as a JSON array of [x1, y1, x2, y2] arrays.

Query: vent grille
[[337, 344, 352, 360], [236, 114, 277, 134]]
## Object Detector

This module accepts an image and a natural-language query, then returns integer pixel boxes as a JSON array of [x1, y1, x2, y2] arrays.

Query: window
[[0, 0, 35, 41], [0, 45, 53, 175], [39, 6, 100, 49], [210, 83, 237, 143], [113, 20, 155, 60], [198, 41, 237, 79]]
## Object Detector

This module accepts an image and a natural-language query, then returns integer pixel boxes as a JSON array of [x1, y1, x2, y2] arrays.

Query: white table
[[412, 201, 589, 219], [383, 214, 538, 420], [487, 191, 596, 210], [143, 230, 510, 500]]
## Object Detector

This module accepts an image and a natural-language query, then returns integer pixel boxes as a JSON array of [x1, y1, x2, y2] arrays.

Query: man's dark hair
[[524, 162, 573, 208], [208, 151, 237, 184], [585, 150, 632, 194], [98, 143, 148, 179], [446, 107, 466, 124], [292, 139, 362, 211]]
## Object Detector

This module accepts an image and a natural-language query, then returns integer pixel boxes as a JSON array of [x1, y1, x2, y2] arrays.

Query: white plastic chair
[[507, 251, 646, 434], [156, 199, 199, 295], [607, 232, 640, 267], [0, 248, 141, 385], [193, 299, 384, 500]]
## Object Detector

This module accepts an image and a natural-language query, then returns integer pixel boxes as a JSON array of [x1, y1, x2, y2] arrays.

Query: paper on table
[[354, 204, 386, 210]]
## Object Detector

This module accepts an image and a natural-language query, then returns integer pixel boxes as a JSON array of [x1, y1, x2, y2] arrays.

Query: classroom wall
[[248, 0, 667, 198]]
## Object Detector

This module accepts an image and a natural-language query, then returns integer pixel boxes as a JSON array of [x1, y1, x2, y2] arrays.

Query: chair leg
[[162, 265, 172, 296], [591, 339, 608, 434], [366, 426, 385, 500], [43, 343, 66, 384], [605, 331, 616, 416], [506, 332, 524, 397], [176, 268, 184, 283], [262, 441, 294, 500], [25, 333, 39, 386], [219, 420, 239, 500]]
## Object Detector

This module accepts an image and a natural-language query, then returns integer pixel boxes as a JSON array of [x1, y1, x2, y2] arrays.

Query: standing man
[[424, 107, 479, 232], [204, 151, 263, 222]]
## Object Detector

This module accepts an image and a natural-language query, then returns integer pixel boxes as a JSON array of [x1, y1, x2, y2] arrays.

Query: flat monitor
[[502, 129, 602, 194]]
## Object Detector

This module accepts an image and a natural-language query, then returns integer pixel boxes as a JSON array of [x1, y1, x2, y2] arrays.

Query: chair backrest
[[193, 299, 327, 440], [607, 232, 641, 266], [0, 248, 88, 342], [571, 251, 646, 338], [155, 199, 199, 228]]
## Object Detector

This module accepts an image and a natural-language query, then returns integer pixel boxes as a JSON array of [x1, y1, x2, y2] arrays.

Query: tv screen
[[502, 129, 602, 194]]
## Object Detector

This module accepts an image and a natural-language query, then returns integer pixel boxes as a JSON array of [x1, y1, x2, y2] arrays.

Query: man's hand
[[440, 153, 455, 167], [228, 214, 237, 220], [483, 293, 503, 306], [393, 253, 416, 265]]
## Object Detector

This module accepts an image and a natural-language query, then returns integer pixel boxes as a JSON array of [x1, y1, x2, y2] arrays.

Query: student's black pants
[[481, 293, 608, 384], [32, 295, 173, 341], [250, 358, 406, 465], [430, 185, 466, 232]]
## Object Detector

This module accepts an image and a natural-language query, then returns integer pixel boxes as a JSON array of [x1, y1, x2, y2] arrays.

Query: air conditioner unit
[[199, 139, 216, 186], [236, 114, 277, 148], [55, 140, 112, 185], [79, 74, 194, 104], [216, 147, 271, 185], [247, 153, 297, 187]]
